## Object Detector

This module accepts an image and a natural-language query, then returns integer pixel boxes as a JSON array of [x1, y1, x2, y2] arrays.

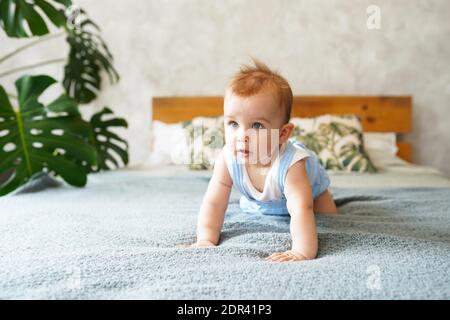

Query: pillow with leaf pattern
[[290, 114, 377, 173], [182, 116, 225, 170]]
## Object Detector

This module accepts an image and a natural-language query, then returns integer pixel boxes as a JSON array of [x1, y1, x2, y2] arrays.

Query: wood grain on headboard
[[152, 96, 413, 162]]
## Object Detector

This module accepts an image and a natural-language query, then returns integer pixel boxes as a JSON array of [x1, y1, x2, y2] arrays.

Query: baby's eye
[[252, 122, 265, 129], [228, 121, 238, 129]]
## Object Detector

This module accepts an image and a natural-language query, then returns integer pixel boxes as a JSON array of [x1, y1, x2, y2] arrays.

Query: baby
[[178, 59, 337, 262]]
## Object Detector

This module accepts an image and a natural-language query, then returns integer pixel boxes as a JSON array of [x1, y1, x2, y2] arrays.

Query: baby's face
[[224, 90, 290, 165]]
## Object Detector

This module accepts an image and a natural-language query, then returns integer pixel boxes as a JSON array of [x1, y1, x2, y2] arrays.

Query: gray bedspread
[[0, 171, 449, 299]]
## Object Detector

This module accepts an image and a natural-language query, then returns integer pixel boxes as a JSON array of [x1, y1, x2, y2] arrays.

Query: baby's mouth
[[236, 149, 250, 157]]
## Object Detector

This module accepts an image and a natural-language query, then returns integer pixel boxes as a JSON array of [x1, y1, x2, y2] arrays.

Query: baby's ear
[[279, 122, 295, 142]]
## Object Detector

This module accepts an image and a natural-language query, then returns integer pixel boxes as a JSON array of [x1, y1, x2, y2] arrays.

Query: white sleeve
[[288, 146, 311, 168]]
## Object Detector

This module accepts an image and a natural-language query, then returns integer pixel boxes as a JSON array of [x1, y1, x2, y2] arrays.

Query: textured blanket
[[0, 171, 449, 299]]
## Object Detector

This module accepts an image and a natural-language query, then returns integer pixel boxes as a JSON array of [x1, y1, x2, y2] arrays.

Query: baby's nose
[[237, 132, 249, 143]]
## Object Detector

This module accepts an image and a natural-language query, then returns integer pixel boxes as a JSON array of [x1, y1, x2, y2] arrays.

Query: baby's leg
[[313, 189, 337, 214]]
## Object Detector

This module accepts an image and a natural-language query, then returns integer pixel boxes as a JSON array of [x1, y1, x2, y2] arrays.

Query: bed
[[0, 96, 449, 300]]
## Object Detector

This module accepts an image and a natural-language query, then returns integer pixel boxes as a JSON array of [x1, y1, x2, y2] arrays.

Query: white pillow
[[363, 133, 407, 167], [146, 120, 190, 166], [363, 133, 397, 155]]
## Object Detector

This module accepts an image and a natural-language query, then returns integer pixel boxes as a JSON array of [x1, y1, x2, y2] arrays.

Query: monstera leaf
[[63, 9, 119, 104], [88, 107, 128, 172], [0, 0, 71, 38], [0, 74, 97, 196]]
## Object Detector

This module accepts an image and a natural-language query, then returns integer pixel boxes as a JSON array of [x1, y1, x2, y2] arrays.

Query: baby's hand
[[176, 240, 216, 248], [265, 250, 309, 262]]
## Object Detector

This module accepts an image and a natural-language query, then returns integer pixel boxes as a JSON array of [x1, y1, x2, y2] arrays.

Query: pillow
[[363, 132, 397, 155], [290, 114, 377, 173], [146, 120, 190, 166], [363, 133, 408, 168], [182, 116, 225, 170]]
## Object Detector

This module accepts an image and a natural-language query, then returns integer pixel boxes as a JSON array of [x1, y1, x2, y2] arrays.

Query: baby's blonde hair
[[227, 58, 293, 123]]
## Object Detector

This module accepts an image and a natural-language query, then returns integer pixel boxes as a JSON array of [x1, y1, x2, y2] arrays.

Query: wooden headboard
[[152, 96, 413, 162]]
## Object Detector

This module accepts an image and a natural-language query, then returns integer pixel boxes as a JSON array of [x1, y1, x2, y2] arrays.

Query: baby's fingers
[[270, 253, 291, 262], [265, 252, 296, 262], [276, 255, 296, 262], [265, 252, 283, 261]]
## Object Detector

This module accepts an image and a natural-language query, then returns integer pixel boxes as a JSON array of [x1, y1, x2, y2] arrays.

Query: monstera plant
[[0, 0, 128, 196]]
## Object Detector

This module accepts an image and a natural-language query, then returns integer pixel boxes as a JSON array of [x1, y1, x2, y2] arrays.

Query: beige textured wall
[[1, 0, 449, 176]]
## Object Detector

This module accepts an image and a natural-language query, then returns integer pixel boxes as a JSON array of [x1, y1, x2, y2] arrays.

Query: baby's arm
[[178, 150, 232, 248], [265, 159, 318, 262]]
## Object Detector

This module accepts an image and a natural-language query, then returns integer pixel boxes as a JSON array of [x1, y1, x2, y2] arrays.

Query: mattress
[[0, 162, 449, 299]]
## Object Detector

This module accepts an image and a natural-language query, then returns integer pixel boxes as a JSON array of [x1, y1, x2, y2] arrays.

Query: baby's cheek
[[224, 137, 236, 152], [224, 132, 235, 145]]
